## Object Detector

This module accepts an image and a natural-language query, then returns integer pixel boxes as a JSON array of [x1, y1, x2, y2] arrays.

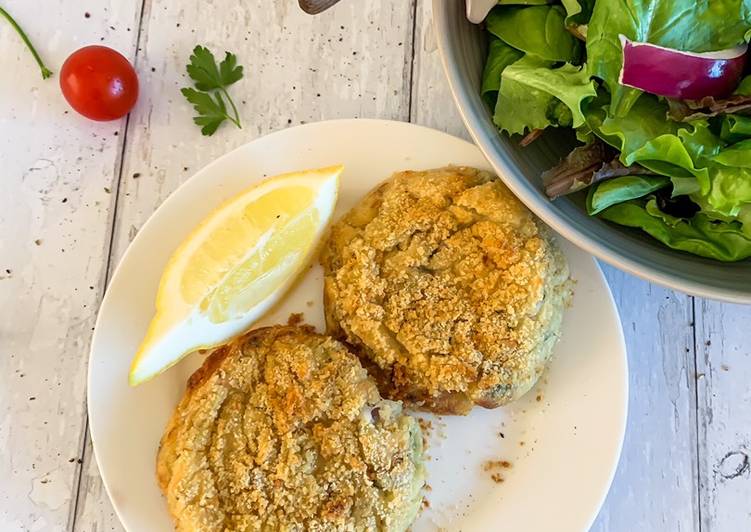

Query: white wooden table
[[1, 1, 749, 531]]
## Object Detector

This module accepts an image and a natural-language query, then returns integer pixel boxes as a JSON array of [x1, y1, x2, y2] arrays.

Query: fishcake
[[157, 326, 425, 531], [321, 166, 572, 414]]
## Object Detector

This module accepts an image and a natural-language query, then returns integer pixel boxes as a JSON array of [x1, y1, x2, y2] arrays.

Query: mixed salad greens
[[480, 0, 751, 261]]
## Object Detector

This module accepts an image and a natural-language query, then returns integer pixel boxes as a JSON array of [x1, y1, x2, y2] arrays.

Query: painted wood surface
[[590, 267, 699, 532], [0, 1, 749, 531], [0, 2, 141, 531], [696, 301, 751, 532]]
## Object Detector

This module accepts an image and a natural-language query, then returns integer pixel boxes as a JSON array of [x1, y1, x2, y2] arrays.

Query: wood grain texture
[[410, 0, 465, 138], [72, 1, 416, 530], [591, 267, 699, 532], [696, 301, 751, 531], [0, 1, 141, 531], [2, 0, 749, 530]]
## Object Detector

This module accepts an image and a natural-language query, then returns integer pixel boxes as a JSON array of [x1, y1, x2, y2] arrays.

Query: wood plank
[[72, 1, 417, 529], [409, 3, 700, 530], [0, 1, 142, 530], [696, 301, 751, 532], [591, 267, 699, 532], [410, 0, 466, 139]]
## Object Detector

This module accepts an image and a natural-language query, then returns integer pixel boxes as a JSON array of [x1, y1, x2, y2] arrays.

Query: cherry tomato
[[60, 45, 139, 121]]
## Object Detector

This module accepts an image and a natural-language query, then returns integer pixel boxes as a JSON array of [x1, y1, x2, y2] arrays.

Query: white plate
[[88, 119, 628, 532]]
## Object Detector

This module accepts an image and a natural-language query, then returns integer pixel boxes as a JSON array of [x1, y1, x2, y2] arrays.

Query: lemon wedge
[[129, 165, 342, 385]]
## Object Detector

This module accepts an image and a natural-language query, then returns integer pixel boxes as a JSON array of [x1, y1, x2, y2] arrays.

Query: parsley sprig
[[181, 46, 243, 136]]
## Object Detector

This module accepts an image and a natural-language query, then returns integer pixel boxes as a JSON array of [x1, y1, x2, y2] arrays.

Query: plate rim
[[580, 260, 629, 530], [88, 118, 629, 532]]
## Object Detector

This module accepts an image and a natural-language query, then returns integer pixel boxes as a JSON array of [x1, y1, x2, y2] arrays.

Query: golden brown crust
[[320, 167, 572, 414], [157, 326, 425, 531]]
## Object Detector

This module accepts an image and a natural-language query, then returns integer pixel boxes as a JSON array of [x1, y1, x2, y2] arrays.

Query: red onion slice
[[619, 35, 748, 100]]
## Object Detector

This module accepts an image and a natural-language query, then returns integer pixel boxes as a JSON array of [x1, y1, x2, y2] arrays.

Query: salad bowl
[[433, 0, 751, 303]]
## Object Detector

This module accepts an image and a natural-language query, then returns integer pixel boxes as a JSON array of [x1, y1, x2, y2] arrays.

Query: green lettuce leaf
[[735, 75, 751, 96], [599, 198, 751, 261], [626, 136, 708, 191], [678, 121, 724, 166], [481, 37, 524, 106], [720, 115, 751, 143], [560, 0, 594, 40], [594, 95, 683, 157], [689, 194, 738, 223], [705, 165, 751, 215], [486, 5, 581, 62], [561, 0, 595, 25], [576, 126, 596, 144], [587, 0, 751, 116], [590, 96, 728, 195], [493, 55, 596, 135], [690, 140, 751, 216], [712, 139, 751, 168], [644, 197, 686, 226], [739, 205, 751, 237], [587, 175, 670, 215]]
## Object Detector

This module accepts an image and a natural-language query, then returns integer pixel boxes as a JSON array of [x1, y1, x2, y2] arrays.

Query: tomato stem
[[0, 6, 53, 79]]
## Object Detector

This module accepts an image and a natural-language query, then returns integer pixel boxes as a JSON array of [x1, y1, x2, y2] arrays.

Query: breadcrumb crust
[[157, 326, 425, 531], [321, 167, 572, 414]]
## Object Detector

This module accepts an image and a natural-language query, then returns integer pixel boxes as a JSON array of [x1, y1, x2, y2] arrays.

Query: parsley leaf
[[218, 52, 243, 87], [182, 45, 243, 135], [181, 88, 228, 136]]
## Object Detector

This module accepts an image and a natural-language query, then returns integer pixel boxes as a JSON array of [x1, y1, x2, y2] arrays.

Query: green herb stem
[[220, 86, 242, 129], [0, 6, 52, 79]]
